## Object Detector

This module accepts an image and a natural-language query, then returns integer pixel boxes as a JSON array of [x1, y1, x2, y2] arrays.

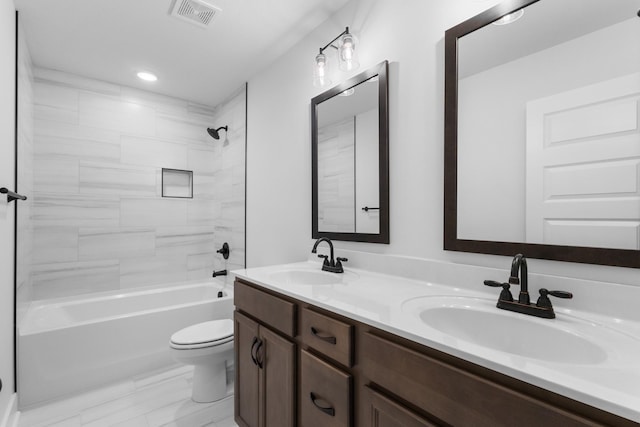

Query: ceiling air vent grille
[[170, 0, 221, 28]]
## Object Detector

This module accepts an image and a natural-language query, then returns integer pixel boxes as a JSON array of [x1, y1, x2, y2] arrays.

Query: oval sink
[[268, 269, 357, 286], [403, 296, 610, 364]]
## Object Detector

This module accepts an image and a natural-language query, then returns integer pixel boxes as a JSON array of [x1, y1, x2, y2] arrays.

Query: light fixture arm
[[319, 27, 350, 54]]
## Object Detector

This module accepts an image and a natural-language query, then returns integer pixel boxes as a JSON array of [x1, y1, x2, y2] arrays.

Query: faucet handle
[[536, 288, 573, 308], [336, 257, 348, 263], [483, 280, 513, 302], [317, 254, 330, 267]]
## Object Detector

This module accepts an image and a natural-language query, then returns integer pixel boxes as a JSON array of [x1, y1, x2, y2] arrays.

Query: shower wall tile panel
[[119, 255, 188, 289], [29, 68, 246, 299], [121, 136, 189, 169], [155, 227, 216, 258], [32, 227, 79, 264], [31, 260, 121, 300], [120, 198, 189, 227], [33, 156, 79, 194], [78, 228, 156, 261], [79, 162, 157, 196]]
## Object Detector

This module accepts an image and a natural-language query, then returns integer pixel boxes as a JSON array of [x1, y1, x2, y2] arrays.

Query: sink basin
[[268, 269, 357, 286], [403, 296, 609, 364]]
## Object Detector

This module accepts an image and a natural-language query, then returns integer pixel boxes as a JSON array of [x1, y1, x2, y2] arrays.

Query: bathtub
[[18, 280, 233, 409]]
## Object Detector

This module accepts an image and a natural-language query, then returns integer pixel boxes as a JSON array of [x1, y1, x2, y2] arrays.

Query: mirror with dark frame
[[312, 60, 389, 243], [444, 0, 640, 268]]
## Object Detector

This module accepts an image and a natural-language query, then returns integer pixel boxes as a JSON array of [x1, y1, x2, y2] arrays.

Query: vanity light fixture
[[137, 71, 158, 82], [313, 27, 360, 87], [492, 8, 524, 25]]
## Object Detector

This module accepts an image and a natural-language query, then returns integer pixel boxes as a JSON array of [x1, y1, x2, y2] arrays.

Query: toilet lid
[[170, 319, 233, 346]]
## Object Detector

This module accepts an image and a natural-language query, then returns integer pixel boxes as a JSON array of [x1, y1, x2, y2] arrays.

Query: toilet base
[[192, 360, 228, 403]]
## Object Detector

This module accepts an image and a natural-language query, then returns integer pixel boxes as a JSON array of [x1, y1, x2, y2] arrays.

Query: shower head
[[207, 126, 228, 140]]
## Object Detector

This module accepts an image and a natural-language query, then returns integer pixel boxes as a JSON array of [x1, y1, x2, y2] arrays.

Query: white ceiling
[[15, 0, 351, 106], [459, 0, 640, 78]]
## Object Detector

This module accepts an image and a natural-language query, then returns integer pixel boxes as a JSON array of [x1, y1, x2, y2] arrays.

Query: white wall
[[246, 0, 640, 287], [0, 0, 16, 420]]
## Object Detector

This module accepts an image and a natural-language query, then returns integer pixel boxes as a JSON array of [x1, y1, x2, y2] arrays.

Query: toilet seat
[[170, 319, 234, 350]]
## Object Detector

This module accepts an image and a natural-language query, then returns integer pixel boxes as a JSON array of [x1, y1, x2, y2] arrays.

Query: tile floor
[[17, 365, 238, 427]]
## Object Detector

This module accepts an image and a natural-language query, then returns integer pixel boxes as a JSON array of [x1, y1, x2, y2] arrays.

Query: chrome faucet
[[484, 254, 573, 319], [311, 237, 347, 273]]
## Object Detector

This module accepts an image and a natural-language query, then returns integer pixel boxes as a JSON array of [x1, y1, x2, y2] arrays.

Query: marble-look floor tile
[[19, 380, 135, 427]]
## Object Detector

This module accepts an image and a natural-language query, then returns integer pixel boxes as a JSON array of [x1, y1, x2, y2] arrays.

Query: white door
[[526, 73, 640, 249]]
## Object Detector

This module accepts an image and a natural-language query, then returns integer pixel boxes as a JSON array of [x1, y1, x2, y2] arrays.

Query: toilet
[[170, 319, 234, 403]]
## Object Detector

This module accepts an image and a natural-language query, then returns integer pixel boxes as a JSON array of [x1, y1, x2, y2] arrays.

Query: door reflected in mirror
[[312, 61, 389, 243], [445, 0, 640, 268]]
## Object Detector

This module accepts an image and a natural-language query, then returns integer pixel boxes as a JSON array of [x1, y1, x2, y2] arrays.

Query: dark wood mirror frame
[[312, 60, 389, 243], [444, 0, 640, 268]]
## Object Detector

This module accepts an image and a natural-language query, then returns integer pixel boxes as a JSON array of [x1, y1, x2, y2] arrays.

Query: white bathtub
[[18, 280, 233, 409]]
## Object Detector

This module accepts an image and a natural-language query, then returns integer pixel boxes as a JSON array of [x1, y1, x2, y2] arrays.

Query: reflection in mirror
[[312, 60, 389, 243], [445, 0, 640, 267], [317, 76, 379, 233]]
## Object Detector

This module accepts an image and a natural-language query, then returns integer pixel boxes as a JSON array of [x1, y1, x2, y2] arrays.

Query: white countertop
[[233, 260, 640, 423]]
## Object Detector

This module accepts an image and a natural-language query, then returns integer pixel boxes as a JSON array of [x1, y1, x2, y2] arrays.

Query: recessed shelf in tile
[[162, 168, 193, 198]]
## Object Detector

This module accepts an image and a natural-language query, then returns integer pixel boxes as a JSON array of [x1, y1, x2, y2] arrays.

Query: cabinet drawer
[[361, 332, 602, 427], [300, 349, 352, 427], [234, 280, 296, 337], [300, 307, 353, 367]]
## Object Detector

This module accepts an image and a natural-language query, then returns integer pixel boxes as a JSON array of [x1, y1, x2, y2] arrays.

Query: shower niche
[[161, 168, 194, 199]]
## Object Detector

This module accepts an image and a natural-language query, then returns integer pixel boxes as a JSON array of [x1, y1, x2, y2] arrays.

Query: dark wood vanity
[[234, 278, 637, 427]]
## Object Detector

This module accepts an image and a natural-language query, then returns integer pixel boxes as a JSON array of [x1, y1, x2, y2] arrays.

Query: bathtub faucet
[[212, 269, 227, 277]]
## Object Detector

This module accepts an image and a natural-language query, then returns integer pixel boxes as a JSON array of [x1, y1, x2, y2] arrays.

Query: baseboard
[[0, 394, 18, 427]]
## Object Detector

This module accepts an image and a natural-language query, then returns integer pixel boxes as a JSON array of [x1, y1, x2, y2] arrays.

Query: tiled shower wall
[[29, 68, 245, 300]]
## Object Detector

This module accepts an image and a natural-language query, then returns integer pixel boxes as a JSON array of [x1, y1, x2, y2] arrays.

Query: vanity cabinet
[[234, 278, 637, 427], [234, 282, 296, 427]]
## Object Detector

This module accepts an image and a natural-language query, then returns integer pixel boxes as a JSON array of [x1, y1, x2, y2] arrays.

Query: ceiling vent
[[170, 0, 221, 28]]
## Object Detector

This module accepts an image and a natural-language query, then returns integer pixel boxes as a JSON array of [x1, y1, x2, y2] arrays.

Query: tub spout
[[212, 269, 227, 277]]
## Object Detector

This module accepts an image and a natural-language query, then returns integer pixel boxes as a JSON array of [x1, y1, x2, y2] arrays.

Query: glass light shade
[[338, 33, 359, 71], [313, 52, 332, 87]]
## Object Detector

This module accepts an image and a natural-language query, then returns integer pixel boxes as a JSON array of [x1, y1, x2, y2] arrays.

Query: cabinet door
[[365, 386, 440, 427], [235, 311, 260, 427], [260, 326, 295, 427]]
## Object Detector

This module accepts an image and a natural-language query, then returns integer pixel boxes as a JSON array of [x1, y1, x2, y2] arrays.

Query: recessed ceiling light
[[137, 71, 158, 82], [492, 9, 524, 26]]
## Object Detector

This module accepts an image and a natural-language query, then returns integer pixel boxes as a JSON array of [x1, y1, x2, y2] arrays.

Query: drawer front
[[361, 332, 603, 427], [300, 349, 352, 427], [234, 280, 296, 337], [300, 307, 353, 367], [365, 386, 441, 427]]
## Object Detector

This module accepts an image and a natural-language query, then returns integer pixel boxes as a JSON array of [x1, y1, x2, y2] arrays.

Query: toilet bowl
[[170, 319, 234, 403]]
